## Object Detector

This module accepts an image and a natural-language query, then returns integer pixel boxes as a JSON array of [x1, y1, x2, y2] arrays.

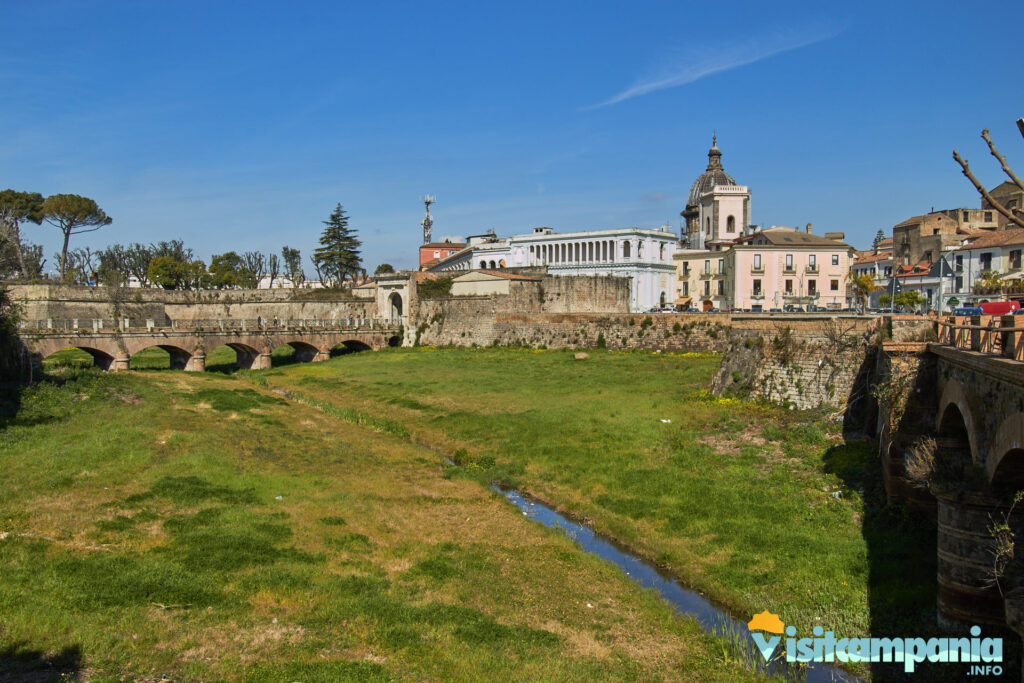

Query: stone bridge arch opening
[[935, 401, 975, 480], [988, 414, 1024, 493], [333, 340, 373, 356], [205, 343, 267, 372], [128, 344, 194, 371], [272, 341, 322, 366], [41, 346, 117, 371]]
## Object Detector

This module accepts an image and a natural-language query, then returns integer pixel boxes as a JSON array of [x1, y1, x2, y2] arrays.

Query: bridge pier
[[110, 356, 131, 372], [251, 353, 272, 370], [184, 354, 205, 372], [313, 346, 331, 362]]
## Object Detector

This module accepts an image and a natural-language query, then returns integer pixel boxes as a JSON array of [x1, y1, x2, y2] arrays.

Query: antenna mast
[[420, 195, 436, 244]]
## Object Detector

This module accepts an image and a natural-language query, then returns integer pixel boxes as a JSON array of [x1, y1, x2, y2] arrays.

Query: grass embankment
[[0, 367, 761, 681], [256, 348, 936, 648]]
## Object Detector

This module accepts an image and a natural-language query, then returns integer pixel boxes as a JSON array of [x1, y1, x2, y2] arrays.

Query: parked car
[[707, 308, 721, 313], [952, 306, 984, 316], [768, 307, 783, 313], [979, 301, 1021, 316]]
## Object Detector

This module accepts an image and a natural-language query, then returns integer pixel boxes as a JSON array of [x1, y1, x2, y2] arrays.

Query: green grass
[[0, 366, 763, 681], [256, 348, 939, 655]]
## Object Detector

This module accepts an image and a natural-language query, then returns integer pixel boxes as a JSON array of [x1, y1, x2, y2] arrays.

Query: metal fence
[[19, 317, 404, 333]]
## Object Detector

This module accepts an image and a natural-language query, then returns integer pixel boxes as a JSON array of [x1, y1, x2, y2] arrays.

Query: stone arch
[[937, 379, 982, 466], [338, 339, 372, 353], [987, 413, 1024, 489], [275, 340, 321, 364], [388, 292, 403, 321], [41, 345, 118, 371], [127, 343, 194, 370], [479, 259, 487, 269], [387, 335, 402, 347]]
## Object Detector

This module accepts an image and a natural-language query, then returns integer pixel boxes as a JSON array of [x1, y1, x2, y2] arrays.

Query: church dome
[[686, 136, 736, 207]]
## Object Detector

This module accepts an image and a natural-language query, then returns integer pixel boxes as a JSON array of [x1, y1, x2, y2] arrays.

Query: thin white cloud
[[584, 23, 845, 110]]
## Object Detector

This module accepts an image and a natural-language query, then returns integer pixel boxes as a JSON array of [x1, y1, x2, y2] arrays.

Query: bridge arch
[[338, 339, 373, 354], [42, 345, 118, 371], [937, 379, 982, 466], [126, 344, 194, 370], [987, 413, 1024, 491], [274, 340, 321, 364]]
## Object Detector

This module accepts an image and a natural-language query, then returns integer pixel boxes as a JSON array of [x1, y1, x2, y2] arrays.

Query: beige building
[[984, 181, 1024, 229], [892, 209, 998, 266]]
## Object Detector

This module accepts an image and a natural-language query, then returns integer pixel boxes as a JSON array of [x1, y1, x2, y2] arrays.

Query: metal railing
[[936, 315, 1024, 361], [19, 317, 404, 333]]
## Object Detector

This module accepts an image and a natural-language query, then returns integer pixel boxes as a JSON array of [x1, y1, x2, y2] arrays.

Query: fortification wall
[[712, 317, 882, 411], [10, 284, 375, 325]]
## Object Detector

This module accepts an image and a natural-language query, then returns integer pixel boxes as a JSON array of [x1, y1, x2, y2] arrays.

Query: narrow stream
[[493, 486, 861, 682]]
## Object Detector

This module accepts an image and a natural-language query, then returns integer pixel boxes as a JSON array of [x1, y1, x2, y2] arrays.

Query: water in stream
[[493, 486, 861, 682]]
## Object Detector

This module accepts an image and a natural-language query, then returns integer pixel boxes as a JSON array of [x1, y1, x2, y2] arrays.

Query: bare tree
[[953, 119, 1024, 229], [266, 253, 281, 288], [240, 251, 265, 288]]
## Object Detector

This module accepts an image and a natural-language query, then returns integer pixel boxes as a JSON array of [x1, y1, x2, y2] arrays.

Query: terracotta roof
[[474, 269, 541, 281], [878, 237, 893, 247], [894, 262, 931, 277], [420, 241, 466, 249], [893, 212, 957, 229], [956, 228, 1024, 250], [854, 250, 892, 264], [429, 246, 475, 268], [735, 227, 850, 248]]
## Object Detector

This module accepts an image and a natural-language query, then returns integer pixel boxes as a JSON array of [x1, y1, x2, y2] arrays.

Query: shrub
[[418, 277, 453, 298]]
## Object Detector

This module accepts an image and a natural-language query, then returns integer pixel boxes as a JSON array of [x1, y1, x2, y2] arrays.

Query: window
[[753, 254, 762, 269], [623, 241, 630, 258], [808, 280, 817, 295], [704, 259, 711, 274], [717, 259, 724, 274], [1011, 250, 1022, 270], [955, 276, 964, 290], [832, 254, 839, 266], [433, 250, 440, 258], [955, 255, 963, 272], [753, 279, 762, 296], [703, 281, 710, 296], [682, 263, 690, 275], [727, 215, 735, 232], [981, 252, 993, 270], [717, 280, 725, 295], [785, 279, 793, 294], [963, 211, 969, 222], [682, 282, 689, 296], [922, 251, 932, 263], [830, 279, 839, 291], [809, 254, 817, 268], [985, 211, 993, 222], [785, 254, 794, 270]]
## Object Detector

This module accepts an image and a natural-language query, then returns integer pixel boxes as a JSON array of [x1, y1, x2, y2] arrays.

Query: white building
[[427, 225, 678, 312], [939, 228, 1024, 308]]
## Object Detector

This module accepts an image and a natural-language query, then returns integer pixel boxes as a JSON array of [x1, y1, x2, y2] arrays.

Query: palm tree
[[847, 271, 880, 312]]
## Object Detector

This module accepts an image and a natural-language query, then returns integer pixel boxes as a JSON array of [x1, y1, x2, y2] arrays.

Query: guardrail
[[936, 315, 1024, 361], [18, 317, 404, 333]]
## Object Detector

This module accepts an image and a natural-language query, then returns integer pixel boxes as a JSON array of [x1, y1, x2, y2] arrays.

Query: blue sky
[[3, 0, 1023, 273]]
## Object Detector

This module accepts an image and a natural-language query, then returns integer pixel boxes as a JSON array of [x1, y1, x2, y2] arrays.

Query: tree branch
[[982, 129, 1024, 193], [953, 150, 1024, 229]]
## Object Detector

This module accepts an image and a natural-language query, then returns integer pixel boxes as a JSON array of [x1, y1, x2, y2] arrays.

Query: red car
[[979, 300, 1021, 315]]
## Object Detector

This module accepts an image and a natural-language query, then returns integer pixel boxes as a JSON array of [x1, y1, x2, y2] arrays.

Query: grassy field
[[0, 364, 764, 681], [252, 348, 937, 651]]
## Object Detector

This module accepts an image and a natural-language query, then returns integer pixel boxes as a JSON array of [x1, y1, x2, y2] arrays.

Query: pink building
[[727, 227, 855, 311]]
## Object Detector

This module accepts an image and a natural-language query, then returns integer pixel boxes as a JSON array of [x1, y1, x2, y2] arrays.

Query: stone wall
[[415, 307, 732, 351], [712, 317, 881, 411], [11, 284, 374, 326]]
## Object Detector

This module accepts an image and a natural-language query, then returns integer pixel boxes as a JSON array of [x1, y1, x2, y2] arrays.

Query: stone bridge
[[932, 344, 1024, 490], [21, 321, 403, 371]]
